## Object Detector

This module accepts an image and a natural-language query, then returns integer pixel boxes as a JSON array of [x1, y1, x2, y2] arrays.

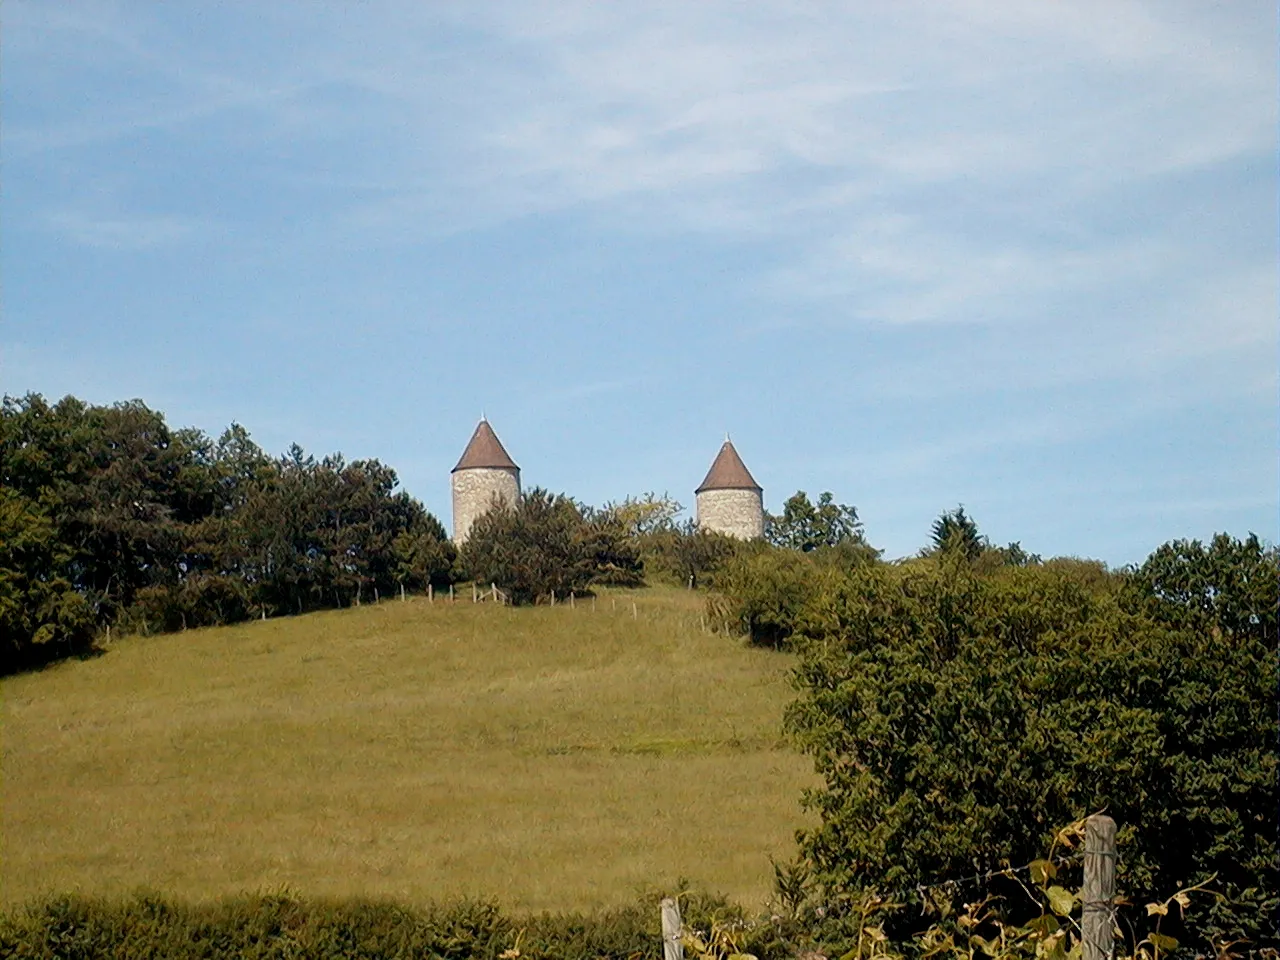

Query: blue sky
[[4, 2, 1276, 563]]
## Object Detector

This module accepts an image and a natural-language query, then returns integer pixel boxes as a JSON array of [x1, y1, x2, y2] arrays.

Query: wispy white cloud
[[7, 0, 1275, 412], [45, 210, 204, 251]]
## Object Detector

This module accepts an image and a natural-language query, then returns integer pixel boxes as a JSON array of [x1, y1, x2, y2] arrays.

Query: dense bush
[[459, 488, 643, 605], [0, 865, 1236, 960], [708, 548, 828, 647], [708, 541, 879, 648], [639, 521, 741, 588], [776, 539, 1277, 950], [0, 890, 754, 960]]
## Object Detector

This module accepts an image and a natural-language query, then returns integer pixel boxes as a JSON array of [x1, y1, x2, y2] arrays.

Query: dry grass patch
[[1, 587, 812, 910]]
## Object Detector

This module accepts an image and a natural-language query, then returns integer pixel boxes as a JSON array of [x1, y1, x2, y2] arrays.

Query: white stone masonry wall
[[452, 467, 520, 543], [696, 488, 764, 540]]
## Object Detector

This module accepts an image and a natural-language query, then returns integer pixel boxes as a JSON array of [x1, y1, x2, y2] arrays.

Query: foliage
[[0, 393, 452, 672], [393, 514, 457, 592], [1128, 532, 1276, 642], [459, 488, 643, 604], [767, 491, 866, 553], [927, 505, 986, 561], [0, 889, 785, 960], [777, 539, 1277, 950], [671, 822, 1243, 960], [3, 833, 1236, 960], [641, 519, 742, 588], [0, 490, 97, 668], [708, 548, 829, 648], [708, 540, 879, 649], [599, 492, 684, 539]]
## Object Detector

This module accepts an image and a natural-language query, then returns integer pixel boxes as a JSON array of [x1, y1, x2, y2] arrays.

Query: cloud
[[45, 210, 204, 251], [9, 1, 1275, 358]]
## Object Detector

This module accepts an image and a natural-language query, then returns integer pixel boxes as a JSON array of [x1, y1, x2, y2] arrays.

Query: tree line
[[710, 521, 1278, 952], [1, 394, 455, 672]]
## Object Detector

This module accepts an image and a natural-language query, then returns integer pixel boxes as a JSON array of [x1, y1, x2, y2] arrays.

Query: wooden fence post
[[551, 590, 556, 606], [660, 897, 684, 960], [632, 601, 638, 620], [449, 584, 454, 602], [472, 583, 478, 603], [570, 591, 575, 608], [1082, 814, 1117, 960], [428, 583, 434, 603]]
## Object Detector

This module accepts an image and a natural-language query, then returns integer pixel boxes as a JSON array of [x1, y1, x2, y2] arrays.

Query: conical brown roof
[[696, 440, 761, 493], [452, 420, 519, 472]]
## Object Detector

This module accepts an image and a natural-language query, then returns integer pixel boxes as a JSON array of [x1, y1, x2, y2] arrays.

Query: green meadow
[[1, 587, 812, 911]]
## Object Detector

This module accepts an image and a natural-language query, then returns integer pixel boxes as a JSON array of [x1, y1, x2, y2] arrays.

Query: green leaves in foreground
[[780, 537, 1278, 951]]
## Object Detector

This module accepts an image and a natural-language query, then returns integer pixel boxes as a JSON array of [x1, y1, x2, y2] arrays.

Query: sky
[[3, 1, 1276, 564]]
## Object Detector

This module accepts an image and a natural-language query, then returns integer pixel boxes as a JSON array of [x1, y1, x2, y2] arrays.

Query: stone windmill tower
[[451, 419, 521, 544], [695, 438, 764, 539]]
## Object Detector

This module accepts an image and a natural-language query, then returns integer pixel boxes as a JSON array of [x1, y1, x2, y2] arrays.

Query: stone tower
[[695, 439, 764, 539], [451, 419, 521, 544]]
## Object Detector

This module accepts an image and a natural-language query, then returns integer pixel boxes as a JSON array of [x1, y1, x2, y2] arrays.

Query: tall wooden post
[[660, 897, 684, 960], [428, 583, 434, 603], [1082, 814, 1117, 960]]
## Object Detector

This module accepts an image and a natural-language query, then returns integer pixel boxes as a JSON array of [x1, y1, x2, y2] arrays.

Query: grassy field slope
[[1, 587, 812, 910]]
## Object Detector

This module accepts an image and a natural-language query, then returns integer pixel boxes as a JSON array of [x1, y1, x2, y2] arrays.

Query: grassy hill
[[1, 586, 813, 911]]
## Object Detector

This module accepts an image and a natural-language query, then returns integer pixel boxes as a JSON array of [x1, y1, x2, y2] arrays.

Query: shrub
[[459, 488, 642, 605], [707, 548, 840, 648], [640, 521, 741, 589], [781, 540, 1277, 950], [0, 891, 759, 960]]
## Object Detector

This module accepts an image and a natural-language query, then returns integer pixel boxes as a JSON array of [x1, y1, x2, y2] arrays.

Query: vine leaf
[[1046, 886, 1075, 917]]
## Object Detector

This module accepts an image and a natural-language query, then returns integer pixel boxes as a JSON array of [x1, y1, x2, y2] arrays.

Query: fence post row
[[1082, 814, 1117, 960], [660, 897, 684, 960]]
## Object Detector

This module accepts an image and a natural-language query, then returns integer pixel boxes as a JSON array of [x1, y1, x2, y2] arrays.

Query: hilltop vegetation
[[713, 530, 1279, 951], [0, 394, 732, 672], [1, 394, 458, 673]]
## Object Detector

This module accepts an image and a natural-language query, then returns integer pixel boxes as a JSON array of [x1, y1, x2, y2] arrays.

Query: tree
[[1128, 532, 1277, 643], [666, 519, 739, 588], [1, 393, 452, 662], [392, 515, 456, 592], [598, 493, 683, 539], [927, 504, 985, 561], [459, 489, 594, 605], [781, 542, 1277, 950], [768, 491, 865, 553], [0, 491, 95, 672]]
